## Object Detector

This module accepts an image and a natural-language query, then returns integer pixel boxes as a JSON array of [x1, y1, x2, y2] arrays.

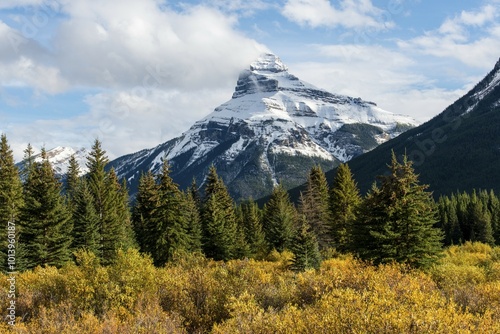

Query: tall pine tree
[[329, 163, 361, 252], [20, 148, 72, 269], [132, 171, 159, 255], [71, 179, 100, 254], [263, 184, 297, 252], [0, 134, 24, 272], [299, 166, 331, 250], [153, 159, 190, 266], [352, 153, 443, 268], [239, 199, 267, 259], [201, 166, 240, 261], [86, 139, 133, 264]]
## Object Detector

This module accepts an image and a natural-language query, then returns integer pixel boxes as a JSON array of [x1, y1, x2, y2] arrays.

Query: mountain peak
[[250, 53, 288, 73]]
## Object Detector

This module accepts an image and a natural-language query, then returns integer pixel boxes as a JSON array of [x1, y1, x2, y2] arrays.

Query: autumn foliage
[[1, 243, 500, 333]]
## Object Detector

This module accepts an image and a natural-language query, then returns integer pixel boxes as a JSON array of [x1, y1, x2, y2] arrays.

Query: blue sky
[[0, 0, 499, 160]]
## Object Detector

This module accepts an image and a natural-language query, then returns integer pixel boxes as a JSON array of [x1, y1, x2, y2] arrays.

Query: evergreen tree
[[299, 166, 331, 250], [290, 216, 321, 271], [201, 166, 239, 261], [488, 190, 500, 244], [20, 149, 72, 269], [239, 199, 267, 259], [153, 159, 190, 266], [190, 178, 201, 210], [262, 184, 297, 252], [86, 139, 133, 264], [437, 196, 462, 245], [468, 199, 495, 245], [352, 153, 443, 268], [329, 163, 361, 252], [0, 134, 24, 272], [100, 169, 135, 263], [132, 171, 159, 255], [65, 154, 80, 199], [71, 179, 100, 253], [183, 190, 203, 253]]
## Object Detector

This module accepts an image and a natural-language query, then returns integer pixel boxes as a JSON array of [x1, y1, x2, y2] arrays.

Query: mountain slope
[[109, 53, 417, 201], [342, 57, 500, 197], [16, 146, 89, 177]]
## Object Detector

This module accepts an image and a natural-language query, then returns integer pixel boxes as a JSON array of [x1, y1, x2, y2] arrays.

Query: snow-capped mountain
[[109, 53, 418, 201], [17, 146, 89, 177]]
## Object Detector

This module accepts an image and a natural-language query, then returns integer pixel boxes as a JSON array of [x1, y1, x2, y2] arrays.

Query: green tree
[[437, 196, 462, 245], [352, 153, 443, 268], [86, 139, 133, 264], [153, 159, 190, 266], [184, 189, 203, 253], [290, 216, 321, 271], [201, 166, 239, 261], [65, 154, 80, 199], [263, 184, 297, 252], [20, 148, 72, 269], [239, 199, 267, 259], [132, 171, 159, 255], [0, 134, 24, 271], [329, 163, 361, 252], [299, 166, 331, 250], [100, 169, 135, 262], [487, 190, 500, 244], [71, 179, 100, 253], [468, 199, 495, 246]]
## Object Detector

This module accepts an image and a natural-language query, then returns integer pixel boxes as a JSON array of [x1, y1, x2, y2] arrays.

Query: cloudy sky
[[0, 0, 499, 161]]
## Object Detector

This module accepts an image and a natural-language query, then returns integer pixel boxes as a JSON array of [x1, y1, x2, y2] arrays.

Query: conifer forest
[[2, 135, 500, 333]]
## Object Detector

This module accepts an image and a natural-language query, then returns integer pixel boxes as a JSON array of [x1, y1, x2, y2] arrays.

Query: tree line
[[1, 134, 497, 272]]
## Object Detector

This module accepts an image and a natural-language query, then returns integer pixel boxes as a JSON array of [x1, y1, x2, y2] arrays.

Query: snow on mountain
[[163, 53, 417, 165], [466, 58, 500, 114], [109, 53, 418, 201], [32, 146, 89, 176]]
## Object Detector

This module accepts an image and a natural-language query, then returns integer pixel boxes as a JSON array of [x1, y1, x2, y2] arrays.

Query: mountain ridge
[[108, 53, 418, 201], [337, 56, 500, 198]]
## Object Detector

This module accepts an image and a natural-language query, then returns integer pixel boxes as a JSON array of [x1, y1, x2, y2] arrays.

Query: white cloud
[[290, 44, 467, 122], [51, 1, 266, 90], [282, 0, 394, 30], [399, 3, 500, 69], [0, 0, 268, 159]]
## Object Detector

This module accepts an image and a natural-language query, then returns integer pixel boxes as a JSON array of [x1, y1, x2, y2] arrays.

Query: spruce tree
[[299, 166, 331, 250], [86, 139, 133, 264], [132, 171, 159, 255], [71, 179, 100, 253], [262, 184, 297, 252], [20, 149, 72, 269], [65, 154, 80, 199], [488, 190, 500, 244], [184, 190, 203, 253], [0, 134, 24, 272], [352, 153, 443, 268], [329, 163, 361, 252], [201, 166, 239, 261], [153, 159, 190, 266], [291, 216, 321, 271], [239, 199, 267, 259], [468, 199, 495, 246], [100, 168, 135, 263]]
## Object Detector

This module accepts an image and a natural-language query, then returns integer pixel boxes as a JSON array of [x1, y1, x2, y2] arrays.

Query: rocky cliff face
[[109, 53, 417, 201]]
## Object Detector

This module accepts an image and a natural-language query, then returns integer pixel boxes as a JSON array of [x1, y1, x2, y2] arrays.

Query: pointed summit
[[109, 53, 418, 201], [250, 53, 288, 73]]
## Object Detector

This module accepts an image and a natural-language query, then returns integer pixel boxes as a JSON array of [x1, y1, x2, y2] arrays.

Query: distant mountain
[[109, 53, 417, 201], [17, 146, 89, 177], [341, 57, 500, 197]]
